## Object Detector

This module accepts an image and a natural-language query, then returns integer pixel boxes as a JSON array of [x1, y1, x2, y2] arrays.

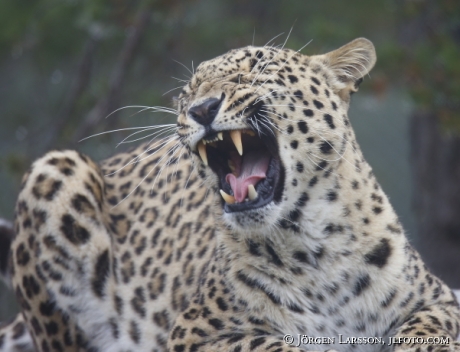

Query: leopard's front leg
[[11, 151, 128, 351], [167, 272, 338, 352], [167, 309, 337, 352], [392, 291, 460, 352]]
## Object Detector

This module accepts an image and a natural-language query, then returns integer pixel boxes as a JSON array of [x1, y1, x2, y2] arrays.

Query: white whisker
[[264, 32, 285, 48], [111, 138, 180, 208], [171, 76, 189, 84], [79, 125, 172, 142], [116, 126, 177, 147], [150, 144, 183, 192], [173, 59, 194, 76], [102, 105, 178, 121], [106, 135, 179, 177], [254, 40, 313, 94], [162, 85, 185, 96]]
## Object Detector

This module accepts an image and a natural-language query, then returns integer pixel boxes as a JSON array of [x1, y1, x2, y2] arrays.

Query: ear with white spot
[[317, 38, 376, 101]]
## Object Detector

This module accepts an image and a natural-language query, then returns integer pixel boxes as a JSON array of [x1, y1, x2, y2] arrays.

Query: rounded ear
[[316, 38, 377, 101]]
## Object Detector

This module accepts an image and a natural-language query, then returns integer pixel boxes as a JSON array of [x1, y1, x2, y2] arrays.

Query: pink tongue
[[225, 150, 270, 203]]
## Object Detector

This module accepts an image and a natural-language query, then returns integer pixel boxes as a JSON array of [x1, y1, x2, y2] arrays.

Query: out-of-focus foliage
[[399, 0, 460, 131]]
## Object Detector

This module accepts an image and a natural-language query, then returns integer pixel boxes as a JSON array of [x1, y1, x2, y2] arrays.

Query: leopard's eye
[[228, 74, 243, 84]]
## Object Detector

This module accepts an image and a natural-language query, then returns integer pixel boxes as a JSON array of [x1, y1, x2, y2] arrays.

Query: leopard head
[[176, 38, 376, 232]]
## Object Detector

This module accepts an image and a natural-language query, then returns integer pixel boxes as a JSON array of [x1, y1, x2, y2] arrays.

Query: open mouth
[[195, 127, 284, 213]]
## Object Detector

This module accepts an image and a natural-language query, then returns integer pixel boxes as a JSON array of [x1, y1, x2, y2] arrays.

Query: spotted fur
[[1, 38, 459, 352]]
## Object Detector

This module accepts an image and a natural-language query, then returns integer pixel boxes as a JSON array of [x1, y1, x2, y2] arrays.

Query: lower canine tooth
[[220, 190, 235, 204], [197, 142, 208, 166], [248, 184, 258, 200], [230, 130, 243, 156]]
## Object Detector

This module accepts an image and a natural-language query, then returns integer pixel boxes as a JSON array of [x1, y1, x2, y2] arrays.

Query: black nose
[[188, 95, 224, 126]]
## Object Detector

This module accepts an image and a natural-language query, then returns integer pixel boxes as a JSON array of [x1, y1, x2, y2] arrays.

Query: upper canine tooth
[[230, 130, 243, 156], [248, 184, 258, 200], [218, 132, 223, 140], [197, 141, 208, 166], [220, 189, 235, 204]]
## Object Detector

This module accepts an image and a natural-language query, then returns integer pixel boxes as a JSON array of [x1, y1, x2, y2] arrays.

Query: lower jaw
[[223, 191, 274, 213], [219, 157, 284, 214]]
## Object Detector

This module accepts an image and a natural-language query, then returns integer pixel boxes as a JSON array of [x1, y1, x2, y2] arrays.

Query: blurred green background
[[1, 0, 460, 321]]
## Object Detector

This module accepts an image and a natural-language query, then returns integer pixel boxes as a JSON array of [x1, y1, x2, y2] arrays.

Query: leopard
[[0, 37, 459, 352]]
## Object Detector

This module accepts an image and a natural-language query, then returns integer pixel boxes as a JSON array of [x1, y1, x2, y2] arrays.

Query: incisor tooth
[[230, 130, 243, 155], [197, 141, 208, 166], [220, 189, 235, 204], [218, 132, 223, 140], [248, 184, 258, 200]]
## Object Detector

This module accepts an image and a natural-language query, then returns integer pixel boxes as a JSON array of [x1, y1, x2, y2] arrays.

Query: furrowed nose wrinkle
[[188, 95, 224, 126]]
